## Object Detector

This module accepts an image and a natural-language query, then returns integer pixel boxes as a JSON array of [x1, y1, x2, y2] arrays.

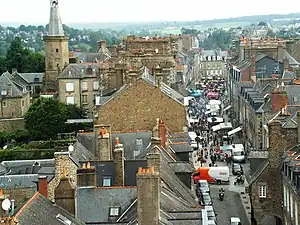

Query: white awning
[[228, 127, 242, 136], [212, 122, 233, 132], [223, 105, 232, 112], [207, 117, 223, 123], [209, 100, 221, 105]]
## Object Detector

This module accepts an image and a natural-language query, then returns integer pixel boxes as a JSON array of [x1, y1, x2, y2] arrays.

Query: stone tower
[[43, 0, 69, 91]]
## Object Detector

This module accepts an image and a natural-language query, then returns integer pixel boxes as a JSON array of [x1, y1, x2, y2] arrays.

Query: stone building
[[0, 72, 31, 119], [248, 111, 300, 225], [199, 49, 228, 80], [44, 0, 69, 91], [97, 74, 186, 133]]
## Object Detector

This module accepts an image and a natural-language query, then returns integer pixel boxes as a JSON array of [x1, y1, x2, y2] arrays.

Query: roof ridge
[[14, 192, 40, 218]]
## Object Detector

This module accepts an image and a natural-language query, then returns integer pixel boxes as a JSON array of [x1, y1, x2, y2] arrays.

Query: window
[[109, 207, 120, 217], [291, 194, 294, 218], [287, 188, 290, 211], [66, 96, 75, 105], [93, 81, 99, 90], [56, 48, 59, 53], [2, 101, 6, 107], [81, 81, 88, 91], [259, 185, 266, 198], [21, 100, 24, 107], [65, 83, 74, 92], [283, 185, 287, 207], [82, 95, 87, 104], [103, 177, 111, 187], [134, 139, 143, 158]]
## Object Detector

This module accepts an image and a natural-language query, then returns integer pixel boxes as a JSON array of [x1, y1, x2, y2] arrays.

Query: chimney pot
[[82, 163, 86, 169], [86, 162, 90, 169]]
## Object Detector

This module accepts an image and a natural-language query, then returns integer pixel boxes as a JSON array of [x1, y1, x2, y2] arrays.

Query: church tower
[[44, 0, 69, 91]]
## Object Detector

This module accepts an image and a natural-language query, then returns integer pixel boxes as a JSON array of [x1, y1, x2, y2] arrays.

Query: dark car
[[232, 163, 243, 175]]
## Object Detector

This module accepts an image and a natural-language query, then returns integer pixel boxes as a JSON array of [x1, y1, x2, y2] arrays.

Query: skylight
[[109, 207, 120, 217], [56, 214, 71, 225]]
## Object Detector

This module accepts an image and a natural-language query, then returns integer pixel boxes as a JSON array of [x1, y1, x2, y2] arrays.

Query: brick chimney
[[283, 57, 289, 70], [114, 137, 125, 186], [159, 120, 167, 148], [95, 125, 112, 161], [136, 167, 160, 225], [151, 118, 161, 145], [77, 162, 96, 187], [271, 87, 288, 112], [38, 176, 48, 198], [55, 168, 76, 216], [147, 152, 160, 173]]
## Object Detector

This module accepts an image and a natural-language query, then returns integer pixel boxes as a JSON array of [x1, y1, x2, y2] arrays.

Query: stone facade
[[250, 121, 298, 225], [0, 93, 30, 119], [47, 152, 77, 202], [44, 36, 69, 91], [97, 79, 186, 133], [114, 139, 125, 186]]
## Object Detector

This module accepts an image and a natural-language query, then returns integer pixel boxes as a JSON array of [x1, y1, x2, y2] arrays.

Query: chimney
[[146, 152, 160, 173], [77, 162, 96, 187], [137, 167, 160, 225], [95, 125, 112, 161], [114, 137, 125, 186], [297, 111, 300, 143], [7, 83, 12, 96], [283, 57, 289, 70], [268, 120, 286, 168], [38, 176, 48, 198], [151, 118, 161, 145], [271, 88, 288, 112], [86, 65, 93, 75], [54, 168, 76, 216], [159, 120, 167, 148], [277, 45, 284, 61]]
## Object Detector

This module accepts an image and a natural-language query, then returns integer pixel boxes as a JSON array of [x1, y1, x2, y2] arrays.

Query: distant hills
[[2, 12, 300, 30]]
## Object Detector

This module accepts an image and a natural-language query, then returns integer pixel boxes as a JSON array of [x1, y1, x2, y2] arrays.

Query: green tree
[[0, 57, 6, 74], [24, 98, 69, 140]]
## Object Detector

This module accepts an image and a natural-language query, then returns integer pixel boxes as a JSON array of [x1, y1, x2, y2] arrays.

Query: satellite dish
[[2, 199, 11, 211], [68, 145, 74, 152]]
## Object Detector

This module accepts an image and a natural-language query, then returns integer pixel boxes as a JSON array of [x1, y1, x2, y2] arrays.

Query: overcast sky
[[1, 0, 300, 25]]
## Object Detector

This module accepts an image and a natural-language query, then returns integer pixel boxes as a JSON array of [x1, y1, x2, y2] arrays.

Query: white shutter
[[81, 81, 88, 91], [95, 96, 100, 106], [66, 96, 74, 105], [66, 83, 74, 92], [93, 81, 99, 90]]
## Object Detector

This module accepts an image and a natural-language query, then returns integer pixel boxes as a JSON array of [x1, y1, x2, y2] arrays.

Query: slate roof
[[76, 52, 110, 63], [0, 174, 38, 189], [0, 72, 27, 98], [170, 143, 192, 153], [1, 159, 54, 175], [72, 140, 96, 162], [15, 192, 85, 225], [248, 160, 269, 185], [14, 72, 44, 84], [58, 63, 100, 79], [87, 160, 147, 187], [283, 50, 300, 66], [282, 70, 296, 79], [77, 187, 137, 224], [48, 1, 64, 36], [286, 85, 300, 105], [168, 162, 194, 173]]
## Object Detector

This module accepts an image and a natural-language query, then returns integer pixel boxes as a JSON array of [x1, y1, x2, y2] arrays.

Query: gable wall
[[97, 79, 186, 132]]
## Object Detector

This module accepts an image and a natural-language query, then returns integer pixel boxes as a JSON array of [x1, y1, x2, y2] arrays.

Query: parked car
[[205, 206, 217, 221], [197, 180, 210, 194], [230, 217, 241, 225], [232, 163, 243, 175], [201, 193, 212, 206]]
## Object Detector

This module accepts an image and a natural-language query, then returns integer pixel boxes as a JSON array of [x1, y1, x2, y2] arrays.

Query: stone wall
[[0, 93, 30, 118], [0, 118, 25, 132], [6, 186, 36, 207], [47, 152, 77, 202], [97, 79, 186, 133]]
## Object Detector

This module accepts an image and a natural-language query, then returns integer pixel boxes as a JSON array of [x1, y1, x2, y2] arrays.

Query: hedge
[[0, 149, 55, 161]]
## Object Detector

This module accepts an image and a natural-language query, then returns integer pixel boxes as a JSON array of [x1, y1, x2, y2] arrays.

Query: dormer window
[[34, 77, 39, 82], [56, 48, 59, 53], [103, 177, 111, 187]]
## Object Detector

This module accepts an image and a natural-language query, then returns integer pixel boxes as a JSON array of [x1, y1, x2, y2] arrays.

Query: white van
[[230, 217, 241, 225], [231, 144, 245, 163]]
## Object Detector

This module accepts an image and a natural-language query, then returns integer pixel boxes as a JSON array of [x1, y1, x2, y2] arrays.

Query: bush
[[0, 149, 55, 161], [0, 130, 31, 147]]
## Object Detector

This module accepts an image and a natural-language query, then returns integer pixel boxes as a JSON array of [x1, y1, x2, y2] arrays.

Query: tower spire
[[48, 0, 65, 36]]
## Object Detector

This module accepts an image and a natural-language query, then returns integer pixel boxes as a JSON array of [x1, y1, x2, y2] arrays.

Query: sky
[[1, 0, 300, 25]]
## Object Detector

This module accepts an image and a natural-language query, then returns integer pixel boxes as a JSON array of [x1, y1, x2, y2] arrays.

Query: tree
[[0, 57, 6, 74], [24, 98, 69, 140]]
